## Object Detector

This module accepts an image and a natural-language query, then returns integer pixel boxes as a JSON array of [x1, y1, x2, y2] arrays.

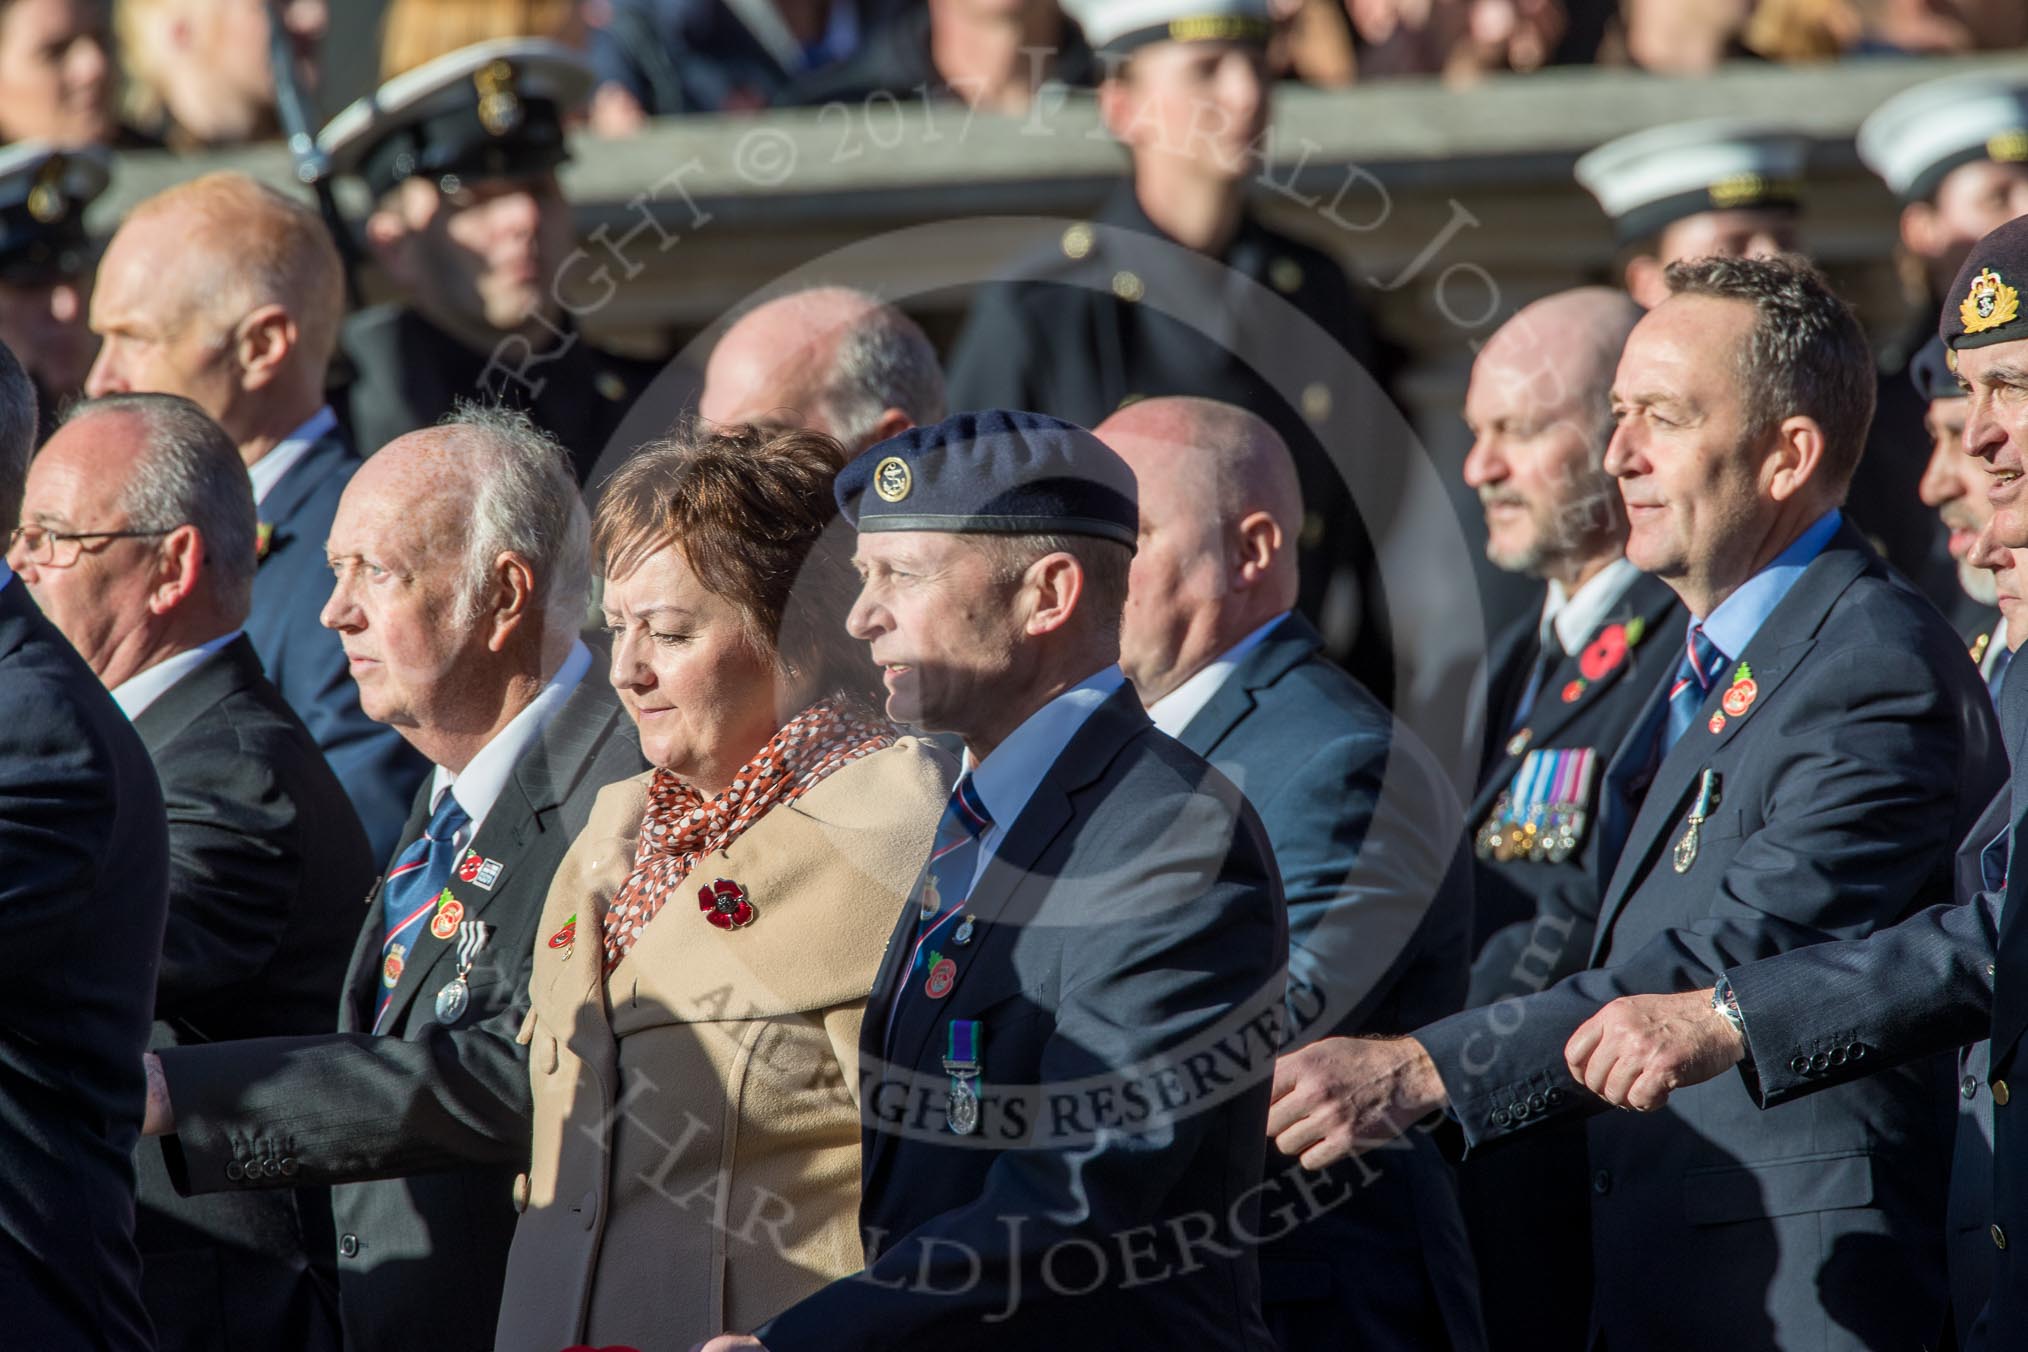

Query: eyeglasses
[[6, 524, 174, 569]]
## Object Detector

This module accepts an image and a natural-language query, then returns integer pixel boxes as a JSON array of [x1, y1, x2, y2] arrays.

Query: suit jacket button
[[512, 1173, 530, 1214], [1851, 1043, 1866, 1060], [1547, 1088, 1565, 1106], [279, 1156, 299, 1176], [1491, 1109, 1510, 1128], [1994, 1224, 2009, 1251], [1966, 1076, 1983, 1100], [224, 1160, 244, 1182], [339, 1234, 360, 1259], [1789, 1056, 1809, 1075], [1510, 1099, 1529, 1120], [1527, 1092, 1547, 1113], [259, 1157, 279, 1178], [1828, 1046, 1847, 1066], [1592, 1170, 1612, 1195], [1997, 1080, 2012, 1107], [1809, 1052, 1830, 1072]]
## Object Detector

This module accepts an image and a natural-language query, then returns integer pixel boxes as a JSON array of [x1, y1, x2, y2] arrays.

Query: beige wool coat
[[493, 738, 952, 1352]]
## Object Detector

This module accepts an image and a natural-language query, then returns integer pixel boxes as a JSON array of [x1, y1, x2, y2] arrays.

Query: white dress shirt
[[1145, 612, 1288, 739], [427, 640, 593, 838], [1542, 556, 1641, 655], [962, 665, 1127, 890], [109, 630, 243, 721], [247, 406, 338, 507]]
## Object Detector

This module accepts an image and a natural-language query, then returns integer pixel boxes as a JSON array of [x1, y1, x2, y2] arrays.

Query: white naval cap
[[1857, 71, 2028, 203], [1575, 119, 1809, 244], [1070, 0, 1273, 57], [319, 39, 594, 197]]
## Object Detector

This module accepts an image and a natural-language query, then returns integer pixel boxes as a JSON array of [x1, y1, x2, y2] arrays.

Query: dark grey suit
[[759, 682, 1287, 1352], [1417, 526, 2005, 1350], [0, 575, 169, 1350], [1170, 614, 1483, 1352], [155, 673, 643, 1352], [129, 635, 373, 1351]]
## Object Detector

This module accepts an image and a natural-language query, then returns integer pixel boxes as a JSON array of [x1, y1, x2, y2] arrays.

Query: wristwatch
[[1710, 975, 1745, 1036]]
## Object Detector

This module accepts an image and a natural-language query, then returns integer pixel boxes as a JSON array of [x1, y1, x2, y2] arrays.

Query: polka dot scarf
[[600, 698, 895, 974]]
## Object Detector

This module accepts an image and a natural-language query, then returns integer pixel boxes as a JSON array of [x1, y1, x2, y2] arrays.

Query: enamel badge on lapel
[[1721, 663, 1757, 718], [457, 850, 504, 891], [1507, 728, 1532, 758], [547, 913, 577, 958], [698, 878, 756, 930], [428, 890, 464, 941], [1673, 769, 1721, 874], [952, 914, 977, 946], [925, 953, 957, 999]]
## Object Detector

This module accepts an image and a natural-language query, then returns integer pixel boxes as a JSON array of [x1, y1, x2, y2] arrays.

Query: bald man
[[87, 170, 425, 860], [1453, 287, 1682, 1352], [1103, 396, 1483, 1352]]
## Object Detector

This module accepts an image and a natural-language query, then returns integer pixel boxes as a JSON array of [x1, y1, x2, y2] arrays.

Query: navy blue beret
[[1908, 336, 1963, 402], [837, 410, 1139, 550], [1943, 214, 2028, 350]]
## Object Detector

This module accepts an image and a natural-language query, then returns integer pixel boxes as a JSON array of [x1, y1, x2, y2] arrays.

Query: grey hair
[[62, 393, 256, 620], [1663, 254, 1877, 490], [438, 402, 591, 638], [816, 303, 947, 451], [0, 338, 34, 531], [973, 533, 1134, 644]]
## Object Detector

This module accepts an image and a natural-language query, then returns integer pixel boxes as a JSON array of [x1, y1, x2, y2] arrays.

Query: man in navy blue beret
[[696, 409, 1289, 1352]]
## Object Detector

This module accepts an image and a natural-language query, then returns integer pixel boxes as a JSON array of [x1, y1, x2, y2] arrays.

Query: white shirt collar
[[247, 406, 338, 507], [1988, 614, 2013, 679], [1145, 612, 1288, 739], [1542, 556, 1641, 654], [109, 630, 243, 721], [961, 665, 1126, 883], [428, 639, 593, 836]]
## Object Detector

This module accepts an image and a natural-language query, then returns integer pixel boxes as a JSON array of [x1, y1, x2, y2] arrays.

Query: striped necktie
[[374, 791, 471, 1031], [886, 775, 993, 1040], [1664, 624, 1727, 754]]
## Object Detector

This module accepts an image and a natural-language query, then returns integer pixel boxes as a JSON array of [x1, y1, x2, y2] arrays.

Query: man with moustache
[[1913, 332, 2012, 675], [324, 40, 659, 481], [1270, 254, 2004, 1350], [141, 407, 645, 1352], [1456, 285, 1680, 1350], [1563, 213, 2028, 1352]]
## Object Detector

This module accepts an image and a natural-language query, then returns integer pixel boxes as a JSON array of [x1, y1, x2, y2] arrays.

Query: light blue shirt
[[962, 665, 1127, 889], [1695, 509, 1843, 664], [0, 560, 12, 594]]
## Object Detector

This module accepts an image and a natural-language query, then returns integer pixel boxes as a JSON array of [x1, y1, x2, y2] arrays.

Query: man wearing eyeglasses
[[0, 342, 168, 1351], [7, 390, 372, 1351]]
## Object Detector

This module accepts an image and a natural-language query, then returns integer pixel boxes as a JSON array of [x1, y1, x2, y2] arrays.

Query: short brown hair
[[594, 423, 880, 706]]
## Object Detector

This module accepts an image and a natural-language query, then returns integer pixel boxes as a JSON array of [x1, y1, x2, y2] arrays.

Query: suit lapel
[[1591, 541, 1867, 955], [1174, 614, 1320, 758], [128, 637, 263, 753], [258, 433, 354, 538]]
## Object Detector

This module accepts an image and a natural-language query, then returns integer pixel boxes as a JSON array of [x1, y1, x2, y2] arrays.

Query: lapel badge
[[1673, 769, 1721, 874], [428, 891, 465, 941], [1561, 679, 1587, 703], [925, 952, 957, 999], [457, 851, 505, 891], [698, 878, 756, 930], [547, 913, 577, 957], [1708, 711, 1726, 734], [952, 914, 977, 946], [1973, 631, 1993, 666], [1721, 662, 1758, 718], [1506, 728, 1532, 758], [255, 521, 275, 563]]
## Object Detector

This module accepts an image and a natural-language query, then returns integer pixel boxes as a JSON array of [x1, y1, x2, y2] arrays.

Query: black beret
[[1908, 336, 1963, 403], [838, 410, 1139, 550], [1942, 214, 2028, 351]]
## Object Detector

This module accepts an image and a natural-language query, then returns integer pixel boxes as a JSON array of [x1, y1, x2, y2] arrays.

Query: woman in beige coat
[[496, 426, 950, 1352]]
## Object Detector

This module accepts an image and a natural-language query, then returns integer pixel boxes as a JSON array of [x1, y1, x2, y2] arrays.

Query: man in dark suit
[[1102, 395, 1482, 1352], [321, 41, 660, 484], [0, 342, 168, 1350], [943, 0, 1390, 691], [143, 408, 645, 1352], [13, 391, 372, 1350], [1271, 254, 2006, 1350], [85, 168, 426, 861], [1912, 334, 2012, 673], [1565, 216, 2028, 1352], [694, 410, 1285, 1352]]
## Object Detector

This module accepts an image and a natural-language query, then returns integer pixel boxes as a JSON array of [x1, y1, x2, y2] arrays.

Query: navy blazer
[[157, 675, 644, 1352], [0, 577, 169, 1350], [1418, 524, 2005, 1351], [246, 431, 427, 861], [759, 683, 1286, 1352], [1174, 614, 1485, 1352]]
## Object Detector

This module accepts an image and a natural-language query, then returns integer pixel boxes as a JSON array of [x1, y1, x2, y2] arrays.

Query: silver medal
[[946, 1075, 979, 1135], [434, 976, 470, 1024]]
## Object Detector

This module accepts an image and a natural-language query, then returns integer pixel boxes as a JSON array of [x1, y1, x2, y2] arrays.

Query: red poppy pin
[[1579, 616, 1648, 682], [255, 521, 274, 563], [698, 878, 756, 930], [1561, 678, 1587, 703], [547, 914, 577, 951]]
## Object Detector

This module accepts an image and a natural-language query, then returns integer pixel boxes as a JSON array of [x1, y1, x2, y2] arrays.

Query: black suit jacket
[[130, 635, 373, 1352], [246, 430, 428, 862], [1173, 615, 1485, 1352], [759, 683, 1286, 1352], [156, 672, 644, 1352], [1418, 524, 2005, 1351], [0, 576, 169, 1350]]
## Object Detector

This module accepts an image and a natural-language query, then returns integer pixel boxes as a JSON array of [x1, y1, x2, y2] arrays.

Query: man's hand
[[688, 1336, 767, 1352], [1268, 1036, 1448, 1169], [142, 1052, 173, 1136], [1564, 989, 1745, 1112]]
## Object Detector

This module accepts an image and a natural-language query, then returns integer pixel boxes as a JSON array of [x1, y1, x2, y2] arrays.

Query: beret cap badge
[[474, 59, 523, 138], [1962, 267, 2020, 336], [25, 157, 66, 224], [873, 456, 913, 503]]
